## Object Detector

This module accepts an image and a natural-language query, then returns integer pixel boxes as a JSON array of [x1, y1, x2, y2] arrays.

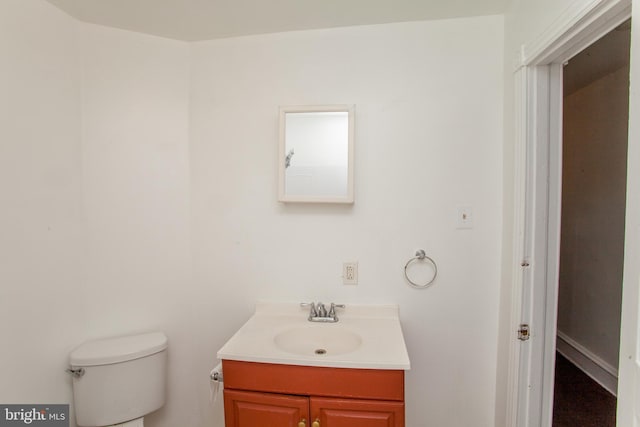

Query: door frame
[[506, 1, 632, 426]]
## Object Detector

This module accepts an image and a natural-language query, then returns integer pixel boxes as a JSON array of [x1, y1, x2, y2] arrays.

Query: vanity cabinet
[[311, 397, 404, 426], [222, 360, 405, 427], [224, 389, 309, 426]]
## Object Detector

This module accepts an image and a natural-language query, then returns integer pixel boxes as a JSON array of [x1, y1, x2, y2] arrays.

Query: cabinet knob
[[298, 419, 306, 427], [312, 419, 320, 427]]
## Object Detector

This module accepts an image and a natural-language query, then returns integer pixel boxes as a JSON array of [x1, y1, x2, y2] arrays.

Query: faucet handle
[[328, 303, 345, 317], [300, 302, 318, 317]]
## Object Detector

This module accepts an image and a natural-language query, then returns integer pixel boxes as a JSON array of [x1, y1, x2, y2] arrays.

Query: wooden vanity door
[[311, 397, 404, 427], [224, 389, 310, 427]]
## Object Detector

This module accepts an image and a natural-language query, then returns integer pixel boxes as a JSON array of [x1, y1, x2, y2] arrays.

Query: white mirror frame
[[278, 104, 355, 204]]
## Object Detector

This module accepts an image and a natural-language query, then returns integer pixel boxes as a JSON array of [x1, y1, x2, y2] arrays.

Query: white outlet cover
[[343, 262, 358, 285]]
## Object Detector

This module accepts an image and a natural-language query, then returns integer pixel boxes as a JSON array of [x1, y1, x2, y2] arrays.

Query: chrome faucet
[[317, 302, 328, 317], [307, 302, 318, 317], [301, 302, 345, 322]]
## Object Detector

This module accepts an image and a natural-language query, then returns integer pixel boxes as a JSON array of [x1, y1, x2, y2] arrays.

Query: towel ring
[[404, 249, 438, 289]]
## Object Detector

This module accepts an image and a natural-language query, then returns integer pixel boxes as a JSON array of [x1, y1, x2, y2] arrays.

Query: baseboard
[[556, 331, 618, 396]]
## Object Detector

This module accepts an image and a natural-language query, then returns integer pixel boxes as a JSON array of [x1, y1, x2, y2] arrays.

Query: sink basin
[[217, 302, 411, 369], [274, 326, 362, 356]]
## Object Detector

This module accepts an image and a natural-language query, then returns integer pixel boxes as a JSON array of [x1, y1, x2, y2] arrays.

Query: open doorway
[[508, 2, 634, 426], [552, 20, 630, 427]]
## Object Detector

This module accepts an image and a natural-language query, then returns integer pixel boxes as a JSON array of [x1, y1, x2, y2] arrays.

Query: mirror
[[278, 105, 354, 203]]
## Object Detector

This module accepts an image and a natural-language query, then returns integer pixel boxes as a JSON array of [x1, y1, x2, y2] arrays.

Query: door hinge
[[518, 324, 530, 341]]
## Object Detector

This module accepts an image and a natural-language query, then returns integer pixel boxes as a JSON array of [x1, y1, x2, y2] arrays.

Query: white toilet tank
[[69, 332, 168, 427]]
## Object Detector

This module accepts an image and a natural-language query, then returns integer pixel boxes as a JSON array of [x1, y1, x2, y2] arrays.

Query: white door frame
[[507, 1, 632, 426]]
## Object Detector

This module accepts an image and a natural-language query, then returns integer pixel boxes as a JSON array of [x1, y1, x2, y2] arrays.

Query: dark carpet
[[553, 353, 616, 427]]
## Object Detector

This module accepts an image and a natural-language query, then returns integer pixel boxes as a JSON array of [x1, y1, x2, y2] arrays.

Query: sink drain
[[315, 348, 327, 355]]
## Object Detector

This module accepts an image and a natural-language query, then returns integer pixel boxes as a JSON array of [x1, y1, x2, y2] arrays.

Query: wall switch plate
[[456, 206, 474, 229], [343, 262, 358, 285]]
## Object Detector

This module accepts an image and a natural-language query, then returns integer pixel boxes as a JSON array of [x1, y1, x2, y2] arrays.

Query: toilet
[[68, 331, 168, 427]]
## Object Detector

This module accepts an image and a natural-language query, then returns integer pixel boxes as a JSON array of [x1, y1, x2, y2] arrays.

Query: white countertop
[[217, 302, 411, 370]]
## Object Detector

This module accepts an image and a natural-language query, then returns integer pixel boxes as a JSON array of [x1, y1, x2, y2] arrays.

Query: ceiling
[[45, 0, 508, 41]]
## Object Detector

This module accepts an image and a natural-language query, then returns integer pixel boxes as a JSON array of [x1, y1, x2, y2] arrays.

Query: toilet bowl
[[68, 332, 168, 427], [107, 417, 144, 427]]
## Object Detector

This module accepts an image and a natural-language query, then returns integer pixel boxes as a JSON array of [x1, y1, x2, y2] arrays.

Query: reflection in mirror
[[278, 105, 354, 203]]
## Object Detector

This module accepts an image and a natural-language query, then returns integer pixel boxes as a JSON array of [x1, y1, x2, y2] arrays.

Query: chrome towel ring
[[404, 249, 438, 289]]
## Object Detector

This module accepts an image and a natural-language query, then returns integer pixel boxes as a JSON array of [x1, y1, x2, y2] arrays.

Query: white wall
[[191, 17, 504, 427], [79, 23, 192, 427], [504, 0, 592, 61], [0, 0, 83, 409], [0, 2, 192, 426]]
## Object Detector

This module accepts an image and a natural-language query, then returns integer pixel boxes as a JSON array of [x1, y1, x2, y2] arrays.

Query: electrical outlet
[[343, 262, 358, 285]]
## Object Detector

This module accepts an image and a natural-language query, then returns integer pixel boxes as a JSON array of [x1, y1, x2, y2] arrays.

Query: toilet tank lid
[[70, 332, 168, 366]]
